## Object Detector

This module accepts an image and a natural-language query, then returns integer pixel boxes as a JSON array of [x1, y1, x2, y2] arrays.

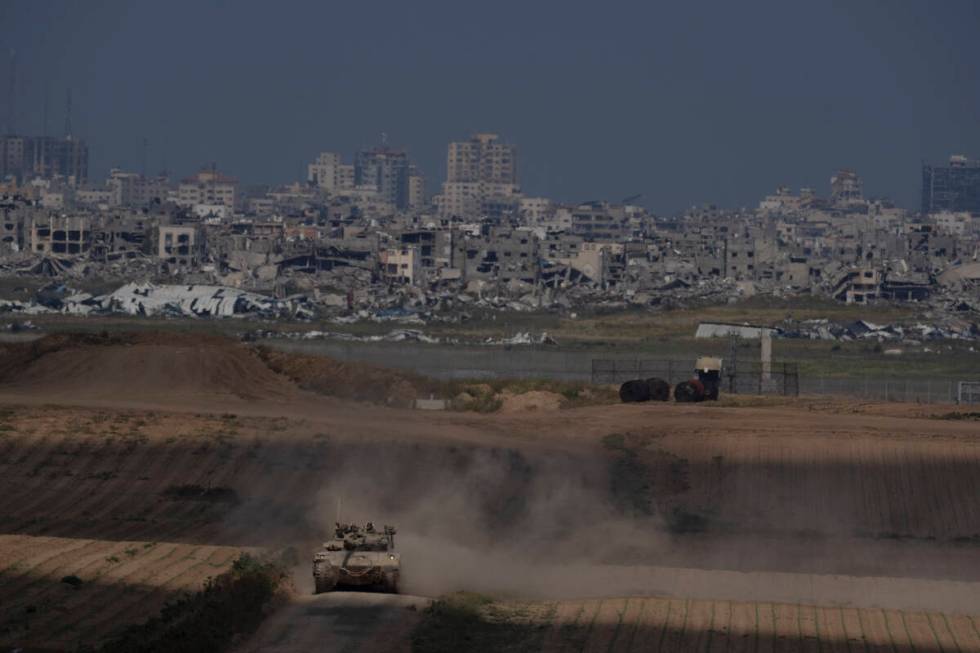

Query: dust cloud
[[218, 434, 979, 611], [307, 441, 665, 597]]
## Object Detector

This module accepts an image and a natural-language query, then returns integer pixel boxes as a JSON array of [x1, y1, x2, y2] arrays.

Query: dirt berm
[[254, 345, 445, 407], [0, 332, 298, 401], [0, 333, 451, 406]]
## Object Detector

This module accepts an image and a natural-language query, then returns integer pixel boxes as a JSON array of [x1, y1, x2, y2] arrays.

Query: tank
[[313, 522, 400, 594]]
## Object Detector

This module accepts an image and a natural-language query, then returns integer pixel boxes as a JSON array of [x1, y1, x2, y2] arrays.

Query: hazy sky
[[2, 0, 978, 214]]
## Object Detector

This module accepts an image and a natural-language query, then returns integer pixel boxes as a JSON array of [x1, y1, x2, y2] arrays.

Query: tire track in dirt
[[64, 544, 241, 645], [948, 615, 980, 652], [44, 543, 217, 641], [904, 611, 945, 651], [0, 432, 69, 525], [660, 599, 690, 652], [582, 599, 627, 653], [0, 537, 99, 590], [14, 432, 138, 533], [37, 437, 161, 541], [8, 434, 108, 525], [860, 607, 898, 653], [530, 597, 980, 652], [728, 601, 757, 653], [25, 540, 180, 645], [682, 600, 715, 652]]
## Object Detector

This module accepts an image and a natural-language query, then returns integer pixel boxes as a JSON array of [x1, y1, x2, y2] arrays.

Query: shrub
[[61, 575, 83, 588], [99, 554, 286, 653]]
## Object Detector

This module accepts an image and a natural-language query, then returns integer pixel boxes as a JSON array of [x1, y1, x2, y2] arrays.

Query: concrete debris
[[777, 314, 979, 343], [245, 328, 558, 347], [2, 185, 979, 339], [1, 282, 312, 320], [249, 328, 443, 345], [482, 332, 558, 346], [2, 320, 37, 332]]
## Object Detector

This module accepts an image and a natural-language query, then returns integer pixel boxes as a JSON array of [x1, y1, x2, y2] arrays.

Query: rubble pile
[[243, 328, 559, 347], [779, 314, 979, 344], [2, 282, 313, 320], [245, 328, 444, 345]]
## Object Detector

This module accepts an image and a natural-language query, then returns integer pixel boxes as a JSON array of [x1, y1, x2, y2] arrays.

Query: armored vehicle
[[694, 357, 722, 400], [313, 522, 400, 594]]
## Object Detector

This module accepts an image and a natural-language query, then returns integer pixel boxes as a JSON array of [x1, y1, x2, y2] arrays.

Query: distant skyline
[[2, 0, 979, 214]]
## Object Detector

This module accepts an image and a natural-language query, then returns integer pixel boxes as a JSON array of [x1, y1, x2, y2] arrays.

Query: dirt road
[[238, 592, 428, 653]]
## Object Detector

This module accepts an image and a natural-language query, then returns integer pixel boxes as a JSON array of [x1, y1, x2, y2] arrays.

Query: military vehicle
[[695, 356, 722, 400], [312, 522, 400, 594], [675, 357, 722, 402]]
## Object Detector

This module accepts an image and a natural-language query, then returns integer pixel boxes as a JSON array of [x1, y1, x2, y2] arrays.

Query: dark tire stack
[[645, 378, 671, 401], [619, 380, 651, 403], [674, 379, 706, 403]]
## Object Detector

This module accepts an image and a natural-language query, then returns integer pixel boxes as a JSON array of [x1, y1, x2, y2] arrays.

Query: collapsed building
[[0, 152, 978, 328]]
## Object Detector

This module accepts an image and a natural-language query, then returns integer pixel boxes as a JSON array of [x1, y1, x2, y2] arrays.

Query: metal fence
[[726, 361, 800, 397], [957, 381, 980, 405], [264, 340, 972, 404], [797, 377, 977, 404], [590, 359, 800, 396], [590, 359, 691, 386]]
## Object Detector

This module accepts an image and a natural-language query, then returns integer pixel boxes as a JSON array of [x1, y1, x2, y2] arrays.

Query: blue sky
[[2, 0, 978, 213]]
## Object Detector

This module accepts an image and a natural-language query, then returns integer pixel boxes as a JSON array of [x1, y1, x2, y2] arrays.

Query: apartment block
[[177, 168, 237, 209], [438, 133, 520, 219], [922, 155, 980, 215]]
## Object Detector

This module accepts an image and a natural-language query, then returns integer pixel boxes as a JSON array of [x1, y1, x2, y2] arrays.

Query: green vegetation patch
[[601, 432, 715, 533], [98, 553, 286, 653], [937, 411, 980, 421], [412, 592, 551, 653], [602, 433, 655, 517], [665, 506, 712, 534], [450, 378, 618, 412]]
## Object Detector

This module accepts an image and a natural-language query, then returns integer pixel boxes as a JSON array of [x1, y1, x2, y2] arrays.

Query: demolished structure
[[0, 144, 978, 333]]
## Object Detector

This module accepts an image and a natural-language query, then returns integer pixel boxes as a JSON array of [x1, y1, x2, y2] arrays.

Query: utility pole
[[5, 49, 15, 135], [64, 88, 73, 140], [727, 333, 739, 394], [42, 89, 48, 138]]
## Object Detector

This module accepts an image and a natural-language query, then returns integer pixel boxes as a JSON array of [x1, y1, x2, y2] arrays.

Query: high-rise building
[[0, 136, 27, 182], [446, 132, 517, 184], [106, 169, 169, 207], [922, 155, 980, 215], [0, 134, 88, 186], [308, 152, 352, 193], [177, 167, 237, 209], [29, 136, 89, 185], [355, 147, 410, 209], [830, 169, 862, 205], [407, 170, 426, 210], [438, 133, 520, 219]]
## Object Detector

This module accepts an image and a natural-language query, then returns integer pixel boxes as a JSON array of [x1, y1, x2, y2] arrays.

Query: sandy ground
[[237, 592, 428, 653], [0, 336, 978, 651]]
